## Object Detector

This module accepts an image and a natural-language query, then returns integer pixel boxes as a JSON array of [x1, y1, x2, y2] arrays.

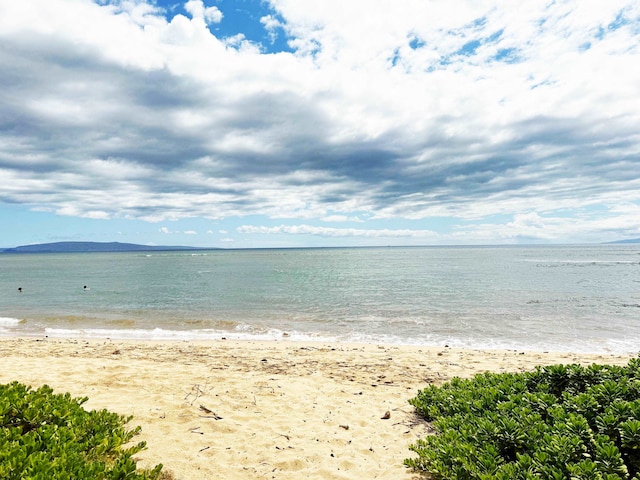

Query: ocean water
[[1, 245, 639, 353]]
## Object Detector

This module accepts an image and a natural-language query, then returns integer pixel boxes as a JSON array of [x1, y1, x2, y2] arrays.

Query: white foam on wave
[[0, 317, 23, 326], [43, 327, 293, 342], [41, 325, 456, 348], [36, 325, 640, 354], [43, 326, 340, 343], [44, 327, 216, 340]]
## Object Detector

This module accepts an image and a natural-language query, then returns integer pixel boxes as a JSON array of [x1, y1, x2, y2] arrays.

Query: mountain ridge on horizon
[[2, 239, 639, 253], [0, 241, 214, 253], [604, 238, 640, 244]]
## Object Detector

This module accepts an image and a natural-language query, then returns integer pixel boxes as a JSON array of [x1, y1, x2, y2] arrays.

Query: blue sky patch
[[456, 29, 504, 57], [409, 35, 426, 50], [389, 48, 402, 67], [494, 47, 519, 63], [459, 39, 481, 56], [608, 10, 630, 31], [155, 0, 294, 53], [212, 0, 293, 52], [578, 42, 591, 52]]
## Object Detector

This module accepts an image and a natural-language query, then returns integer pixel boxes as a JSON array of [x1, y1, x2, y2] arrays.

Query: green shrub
[[406, 357, 640, 479], [0, 381, 163, 479]]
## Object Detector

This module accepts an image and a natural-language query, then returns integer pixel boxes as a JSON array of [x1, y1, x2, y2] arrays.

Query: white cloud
[[184, 0, 222, 25], [453, 210, 640, 243], [237, 224, 438, 239], [260, 14, 282, 43], [1, 0, 639, 244], [184, 230, 197, 234], [321, 215, 364, 223]]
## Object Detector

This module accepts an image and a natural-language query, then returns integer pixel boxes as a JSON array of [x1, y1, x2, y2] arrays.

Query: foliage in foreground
[[0, 381, 163, 480], [406, 357, 640, 479]]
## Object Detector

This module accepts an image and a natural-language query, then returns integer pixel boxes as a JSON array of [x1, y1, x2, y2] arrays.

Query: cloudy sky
[[1, 0, 639, 248]]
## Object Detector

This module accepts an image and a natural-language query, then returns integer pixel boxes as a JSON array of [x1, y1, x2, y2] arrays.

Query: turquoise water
[[1, 245, 639, 353]]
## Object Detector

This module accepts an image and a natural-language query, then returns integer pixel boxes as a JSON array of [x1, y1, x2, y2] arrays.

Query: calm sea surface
[[1, 245, 639, 353]]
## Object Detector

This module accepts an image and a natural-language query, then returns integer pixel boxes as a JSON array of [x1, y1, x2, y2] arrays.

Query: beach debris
[[185, 382, 211, 405], [199, 404, 223, 420], [381, 410, 391, 420], [339, 424, 350, 430]]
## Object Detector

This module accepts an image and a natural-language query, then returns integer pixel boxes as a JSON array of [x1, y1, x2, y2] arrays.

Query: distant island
[[605, 238, 640, 244], [0, 241, 214, 253]]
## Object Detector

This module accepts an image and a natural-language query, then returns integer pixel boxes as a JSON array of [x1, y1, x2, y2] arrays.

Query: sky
[[1, 0, 639, 249]]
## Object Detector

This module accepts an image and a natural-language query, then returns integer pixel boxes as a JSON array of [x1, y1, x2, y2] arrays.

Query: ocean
[[1, 245, 639, 353]]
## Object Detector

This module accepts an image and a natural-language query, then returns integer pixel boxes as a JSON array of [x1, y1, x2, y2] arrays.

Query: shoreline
[[2, 326, 637, 356], [0, 337, 635, 480]]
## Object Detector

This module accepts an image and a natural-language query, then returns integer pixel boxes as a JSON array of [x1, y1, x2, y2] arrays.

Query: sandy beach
[[0, 338, 634, 479]]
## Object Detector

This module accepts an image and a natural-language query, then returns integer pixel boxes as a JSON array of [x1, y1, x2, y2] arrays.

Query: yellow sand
[[0, 338, 633, 479]]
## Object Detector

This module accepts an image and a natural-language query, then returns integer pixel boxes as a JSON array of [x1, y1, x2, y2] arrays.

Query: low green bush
[[406, 357, 640, 479], [0, 381, 163, 479]]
